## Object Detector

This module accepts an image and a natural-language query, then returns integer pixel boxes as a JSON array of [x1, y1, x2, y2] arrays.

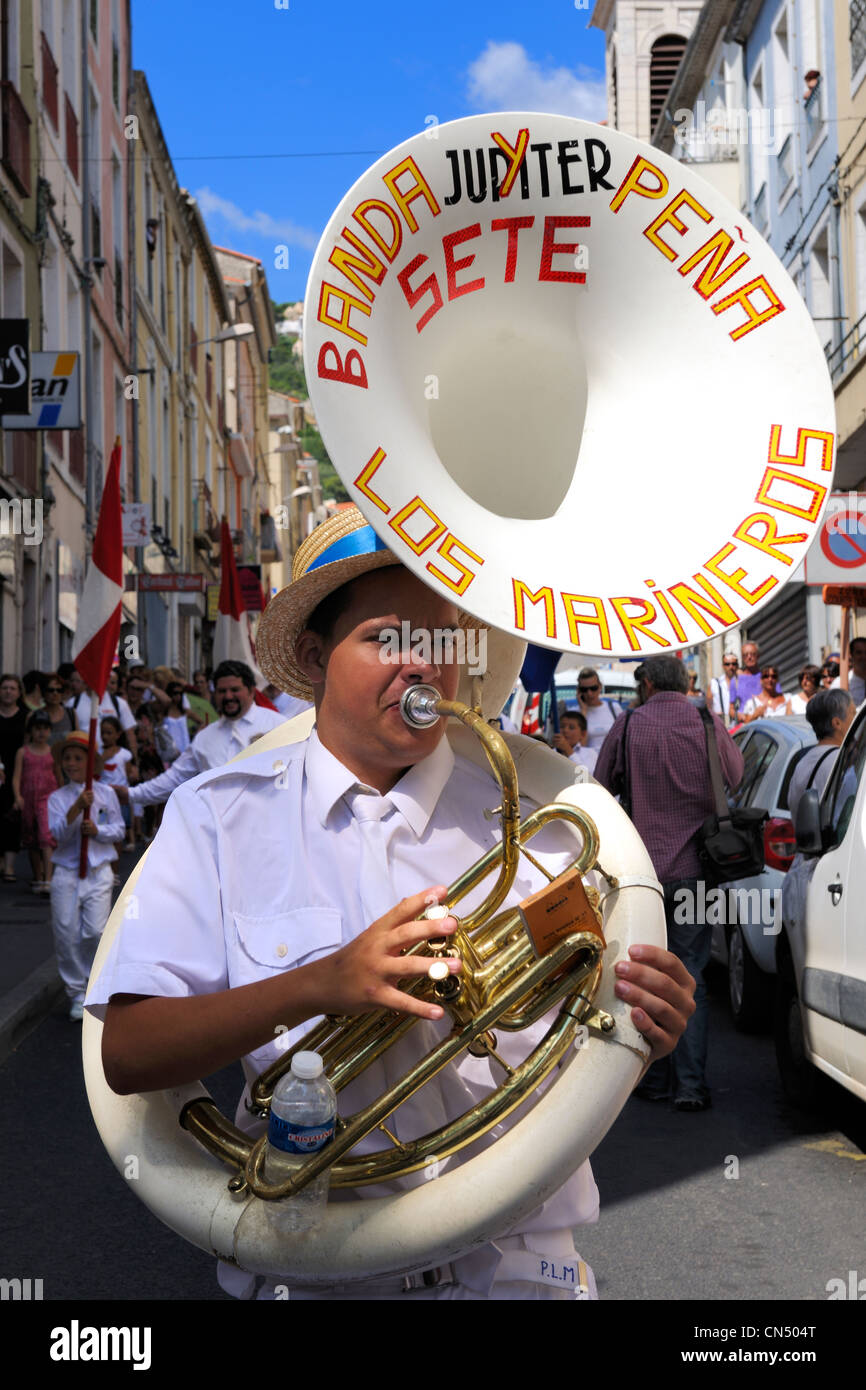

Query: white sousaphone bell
[[83, 113, 835, 1286]]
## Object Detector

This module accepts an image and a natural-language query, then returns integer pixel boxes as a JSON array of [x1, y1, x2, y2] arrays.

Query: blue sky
[[132, 0, 607, 303]]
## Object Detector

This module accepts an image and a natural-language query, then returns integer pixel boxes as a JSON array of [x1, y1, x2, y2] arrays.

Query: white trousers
[[221, 1231, 598, 1301], [50, 862, 114, 1004]]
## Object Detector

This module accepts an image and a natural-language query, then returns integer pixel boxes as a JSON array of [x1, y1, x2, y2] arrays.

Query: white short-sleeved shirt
[[88, 728, 600, 1240], [48, 781, 125, 870], [100, 746, 134, 788]]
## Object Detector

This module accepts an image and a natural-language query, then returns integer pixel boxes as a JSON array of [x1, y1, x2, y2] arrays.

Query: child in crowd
[[12, 710, 59, 893], [130, 706, 175, 840], [99, 715, 138, 861], [48, 730, 125, 1021], [163, 681, 204, 755], [553, 709, 598, 776]]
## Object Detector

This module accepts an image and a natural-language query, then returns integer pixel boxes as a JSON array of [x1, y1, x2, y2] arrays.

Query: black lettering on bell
[[444, 149, 462, 206], [530, 142, 552, 197], [464, 147, 487, 204], [557, 139, 584, 194], [586, 138, 615, 192]]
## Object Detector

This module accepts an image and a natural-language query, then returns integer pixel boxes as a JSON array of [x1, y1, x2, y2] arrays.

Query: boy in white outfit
[[49, 730, 125, 1020]]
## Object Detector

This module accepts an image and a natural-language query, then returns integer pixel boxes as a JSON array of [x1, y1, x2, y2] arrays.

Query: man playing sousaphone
[[90, 506, 695, 1300]]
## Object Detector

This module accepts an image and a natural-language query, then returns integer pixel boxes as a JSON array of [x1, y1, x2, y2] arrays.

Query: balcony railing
[[64, 94, 79, 181], [825, 309, 866, 382], [1, 81, 32, 196], [41, 32, 59, 131]]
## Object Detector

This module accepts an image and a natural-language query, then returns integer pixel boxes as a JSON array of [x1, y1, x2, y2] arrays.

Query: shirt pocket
[[231, 907, 343, 984]]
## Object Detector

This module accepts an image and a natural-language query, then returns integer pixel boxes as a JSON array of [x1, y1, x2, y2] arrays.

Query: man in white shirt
[[70, 677, 138, 757], [710, 654, 738, 725], [92, 507, 695, 1300], [118, 661, 287, 810]]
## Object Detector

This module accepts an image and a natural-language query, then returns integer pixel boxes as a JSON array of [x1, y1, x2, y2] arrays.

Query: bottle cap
[[291, 1050, 324, 1080]]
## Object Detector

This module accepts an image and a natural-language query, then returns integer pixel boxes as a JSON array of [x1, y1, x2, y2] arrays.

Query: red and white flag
[[213, 517, 275, 706], [72, 439, 123, 697], [72, 437, 123, 875]]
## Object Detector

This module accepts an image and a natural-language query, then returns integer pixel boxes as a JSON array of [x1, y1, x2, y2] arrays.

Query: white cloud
[[193, 187, 319, 250], [466, 41, 607, 121]]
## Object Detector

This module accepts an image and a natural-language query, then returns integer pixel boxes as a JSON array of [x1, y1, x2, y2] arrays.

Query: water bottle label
[[268, 1114, 335, 1154]]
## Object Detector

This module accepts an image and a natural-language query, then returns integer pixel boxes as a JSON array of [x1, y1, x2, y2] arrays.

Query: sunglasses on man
[[578, 683, 600, 693]]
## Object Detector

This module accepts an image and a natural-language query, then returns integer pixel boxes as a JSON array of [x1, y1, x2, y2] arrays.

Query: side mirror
[[794, 788, 823, 855]]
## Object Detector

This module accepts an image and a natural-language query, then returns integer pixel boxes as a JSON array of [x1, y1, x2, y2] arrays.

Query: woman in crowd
[[0, 673, 27, 881], [12, 709, 59, 892], [576, 667, 623, 750], [189, 670, 218, 727], [788, 664, 822, 716], [42, 672, 77, 744], [742, 666, 793, 721], [821, 660, 840, 689]]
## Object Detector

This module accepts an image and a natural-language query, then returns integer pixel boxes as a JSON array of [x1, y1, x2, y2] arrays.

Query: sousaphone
[[83, 113, 835, 1286]]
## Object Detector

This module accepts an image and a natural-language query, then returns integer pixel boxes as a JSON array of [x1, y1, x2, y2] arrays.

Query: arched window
[[650, 34, 687, 134]]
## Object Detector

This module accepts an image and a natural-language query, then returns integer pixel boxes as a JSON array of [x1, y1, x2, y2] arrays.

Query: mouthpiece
[[400, 684, 442, 728]]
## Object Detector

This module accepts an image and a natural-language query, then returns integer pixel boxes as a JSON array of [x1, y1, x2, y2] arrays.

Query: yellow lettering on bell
[[609, 597, 670, 650], [733, 512, 805, 564], [712, 274, 785, 340], [317, 282, 371, 346], [561, 593, 611, 651], [512, 580, 557, 639], [329, 227, 387, 301], [667, 576, 739, 637], [389, 496, 447, 554], [354, 447, 390, 514], [353, 199, 404, 261], [382, 157, 441, 234], [491, 128, 530, 198], [643, 189, 712, 262], [703, 543, 778, 605], [768, 424, 835, 473], [755, 468, 827, 523], [608, 155, 669, 215], [644, 581, 688, 642], [678, 230, 750, 299], [427, 534, 484, 597]]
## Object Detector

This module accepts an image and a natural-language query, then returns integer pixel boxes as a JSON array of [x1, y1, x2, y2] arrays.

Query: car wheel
[[774, 948, 820, 1109], [727, 923, 773, 1033]]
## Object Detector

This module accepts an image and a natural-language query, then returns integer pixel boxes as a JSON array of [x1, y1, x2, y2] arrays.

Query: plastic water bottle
[[264, 1051, 337, 1232]]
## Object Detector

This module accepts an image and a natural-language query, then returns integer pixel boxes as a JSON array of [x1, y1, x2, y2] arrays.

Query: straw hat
[[256, 505, 526, 717], [53, 728, 104, 778]]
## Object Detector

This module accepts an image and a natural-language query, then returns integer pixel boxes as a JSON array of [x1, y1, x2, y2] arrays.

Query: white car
[[775, 703, 866, 1106], [710, 716, 815, 1032]]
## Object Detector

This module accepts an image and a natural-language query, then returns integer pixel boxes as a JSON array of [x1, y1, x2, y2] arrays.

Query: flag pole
[[79, 691, 99, 878]]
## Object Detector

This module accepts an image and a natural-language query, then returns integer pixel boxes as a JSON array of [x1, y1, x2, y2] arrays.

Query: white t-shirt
[[72, 692, 136, 751], [99, 746, 134, 788], [583, 702, 620, 751], [88, 730, 601, 1293], [569, 745, 598, 776], [162, 713, 191, 755]]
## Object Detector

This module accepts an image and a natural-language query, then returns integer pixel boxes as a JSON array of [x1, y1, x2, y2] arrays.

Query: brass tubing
[[180, 1098, 253, 1169], [332, 988, 587, 1185], [242, 927, 597, 1200]]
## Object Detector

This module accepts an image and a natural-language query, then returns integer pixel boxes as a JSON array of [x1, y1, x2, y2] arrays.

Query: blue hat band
[[305, 524, 389, 574]]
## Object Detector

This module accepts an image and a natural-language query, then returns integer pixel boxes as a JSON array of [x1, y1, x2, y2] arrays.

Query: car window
[[823, 709, 866, 845], [730, 730, 779, 809]]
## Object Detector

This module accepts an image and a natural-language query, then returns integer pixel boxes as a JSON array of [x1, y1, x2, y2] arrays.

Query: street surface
[[1, 948, 863, 1303]]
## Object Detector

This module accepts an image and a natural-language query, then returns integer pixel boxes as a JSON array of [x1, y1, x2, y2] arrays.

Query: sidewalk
[[0, 842, 145, 1059]]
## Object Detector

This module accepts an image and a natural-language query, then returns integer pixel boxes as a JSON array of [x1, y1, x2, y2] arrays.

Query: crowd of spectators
[[0, 662, 226, 889]]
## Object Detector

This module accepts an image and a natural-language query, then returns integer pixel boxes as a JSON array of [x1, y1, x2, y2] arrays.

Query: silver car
[[709, 716, 815, 1031]]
